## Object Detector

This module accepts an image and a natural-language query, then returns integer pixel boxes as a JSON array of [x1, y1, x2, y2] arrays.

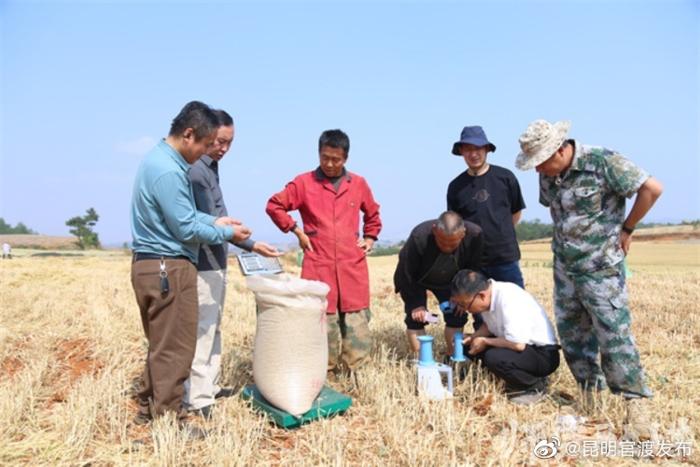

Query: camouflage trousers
[[554, 261, 652, 398], [327, 309, 372, 372]]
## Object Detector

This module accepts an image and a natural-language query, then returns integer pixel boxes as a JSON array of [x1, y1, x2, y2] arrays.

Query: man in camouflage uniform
[[516, 120, 663, 438]]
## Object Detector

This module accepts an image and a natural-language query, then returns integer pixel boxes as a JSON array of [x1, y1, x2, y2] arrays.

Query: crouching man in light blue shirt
[[130, 101, 251, 434], [451, 269, 560, 405]]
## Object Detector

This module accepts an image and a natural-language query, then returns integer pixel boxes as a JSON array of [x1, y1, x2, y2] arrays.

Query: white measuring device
[[236, 252, 284, 276]]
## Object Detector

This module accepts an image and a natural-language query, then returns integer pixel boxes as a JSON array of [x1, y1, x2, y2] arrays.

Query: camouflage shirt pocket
[[573, 186, 602, 213], [609, 293, 627, 310]]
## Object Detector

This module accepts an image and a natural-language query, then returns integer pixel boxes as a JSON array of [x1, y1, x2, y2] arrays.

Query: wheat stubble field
[[0, 241, 698, 465]]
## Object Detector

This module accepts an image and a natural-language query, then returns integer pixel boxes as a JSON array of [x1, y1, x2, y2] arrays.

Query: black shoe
[[506, 378, 548, 395], [192, 405, 214, 420], [214, 387, 236, 399], [508, 390, 546, 406], [132, 412, 152, 426], [178, 422, 209, 440], [532, 377, 549, 393]]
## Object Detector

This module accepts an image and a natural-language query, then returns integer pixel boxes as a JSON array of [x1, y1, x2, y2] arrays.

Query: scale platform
[[241, 385, 352, 429], [236, 252, 284, 276]]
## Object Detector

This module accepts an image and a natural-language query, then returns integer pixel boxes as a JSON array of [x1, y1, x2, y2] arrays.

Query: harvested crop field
[[0, 242, 698, 465]]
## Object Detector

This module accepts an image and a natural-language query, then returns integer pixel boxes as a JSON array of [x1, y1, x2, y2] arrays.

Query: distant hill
[[0, 234, 77, 250], [522, 224, 700, 244], [631, 224, 700, 242]]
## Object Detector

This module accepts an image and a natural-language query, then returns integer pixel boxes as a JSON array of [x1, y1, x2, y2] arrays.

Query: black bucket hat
[[451, 126, 496, 155]]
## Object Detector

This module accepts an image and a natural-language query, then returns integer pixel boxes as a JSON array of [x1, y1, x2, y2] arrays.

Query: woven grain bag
[[247, 273, 329, 415]]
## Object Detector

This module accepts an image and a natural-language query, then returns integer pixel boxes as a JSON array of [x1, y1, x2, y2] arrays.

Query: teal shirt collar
[[159, 139, 190, 172]]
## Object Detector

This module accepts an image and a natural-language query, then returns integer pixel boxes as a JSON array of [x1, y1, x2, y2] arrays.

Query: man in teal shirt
[[130, 101, 251, 429]]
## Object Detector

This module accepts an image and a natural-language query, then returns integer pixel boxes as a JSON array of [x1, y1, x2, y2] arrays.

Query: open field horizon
[[0, 242, 698, 465], [2, 223, 699, 252]]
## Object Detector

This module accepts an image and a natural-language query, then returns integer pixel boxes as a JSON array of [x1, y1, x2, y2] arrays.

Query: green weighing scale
[[241, 385, 352, 429], [236, 252, 353, 429]]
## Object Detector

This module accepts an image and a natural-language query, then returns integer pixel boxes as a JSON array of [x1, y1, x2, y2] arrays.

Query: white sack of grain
[[247, 273, 329, 415]]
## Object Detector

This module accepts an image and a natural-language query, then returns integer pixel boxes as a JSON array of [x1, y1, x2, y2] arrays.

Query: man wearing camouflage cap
[[515, 119, 663, 438]]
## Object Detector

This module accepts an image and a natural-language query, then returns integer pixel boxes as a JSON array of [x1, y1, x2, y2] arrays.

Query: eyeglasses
[[464, 293, 480, 312], [452, 292, 479, 312], [460, 292, 479, 312]]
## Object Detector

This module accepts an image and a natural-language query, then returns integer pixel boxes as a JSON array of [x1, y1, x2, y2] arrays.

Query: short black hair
[[319, 129, 350, 157], [213, 109, 234, 127], [169, 101, 219, 140], [451, 269, 490, 297]]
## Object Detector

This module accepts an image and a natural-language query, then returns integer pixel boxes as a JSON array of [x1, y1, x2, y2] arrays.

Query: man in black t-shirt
[[447, 126, 526, 288]]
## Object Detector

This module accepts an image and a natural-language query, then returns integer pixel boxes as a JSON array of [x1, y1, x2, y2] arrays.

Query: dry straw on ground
[[0, 242, 698, 465]]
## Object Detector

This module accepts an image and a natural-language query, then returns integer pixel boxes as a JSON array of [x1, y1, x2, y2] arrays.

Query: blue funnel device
[[416, 335, 453, 399], [451, 331, 467, 362], [439, 301, 454, 314], [417, 335, 436, 366]]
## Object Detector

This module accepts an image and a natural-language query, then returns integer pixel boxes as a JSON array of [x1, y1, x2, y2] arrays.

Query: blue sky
[[1, 0, 698, 245]]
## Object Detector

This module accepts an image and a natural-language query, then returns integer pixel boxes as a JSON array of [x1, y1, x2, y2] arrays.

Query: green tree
[[0, 218, 37, 234], [369, 245, 402, 257], [66, 208, 101, 249], [515, 219, 553, 241]]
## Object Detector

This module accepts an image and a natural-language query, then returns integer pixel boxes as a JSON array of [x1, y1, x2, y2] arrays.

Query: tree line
[[1, 208, 101, 250], [514, 219, 553, 241], [368, 220, 556, 255], [0, 218, 37, 235], [372, 218, 685, 248]]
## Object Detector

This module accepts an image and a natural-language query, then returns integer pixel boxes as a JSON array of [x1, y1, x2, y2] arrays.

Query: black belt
[[133, 252, 191, 262], [534, 344, 561, 351]]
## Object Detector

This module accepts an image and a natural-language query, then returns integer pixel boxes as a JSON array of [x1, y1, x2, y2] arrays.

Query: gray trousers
[[184, 269, 227, 410]]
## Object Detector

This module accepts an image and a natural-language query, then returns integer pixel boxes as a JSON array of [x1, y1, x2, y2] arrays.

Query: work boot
[[624, 398, 653, 441]]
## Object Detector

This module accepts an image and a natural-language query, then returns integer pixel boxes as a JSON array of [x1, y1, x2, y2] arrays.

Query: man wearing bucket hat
[[447, 126, 526, 291], [515, 119, 663, 438]]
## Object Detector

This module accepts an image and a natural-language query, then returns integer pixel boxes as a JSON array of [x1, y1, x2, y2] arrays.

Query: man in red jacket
[[266, 129, 382, 378]]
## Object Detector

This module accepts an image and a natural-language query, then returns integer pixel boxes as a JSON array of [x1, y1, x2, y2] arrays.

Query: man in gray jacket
[[185, 109, 280, 418]]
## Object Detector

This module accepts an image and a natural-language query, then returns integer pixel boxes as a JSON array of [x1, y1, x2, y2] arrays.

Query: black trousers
[[472, 344, 560, 392]]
